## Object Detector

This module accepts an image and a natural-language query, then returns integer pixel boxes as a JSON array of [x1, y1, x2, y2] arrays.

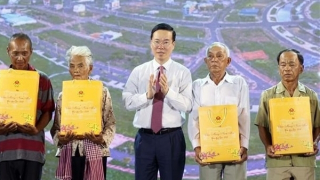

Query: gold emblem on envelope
[[269, 97, 313, 155], [0, 69, 39, 125], [14, 80, 20, 87], [61, 80, 103, 135], [207, 108, 227, 127], [288, 108, 295, 115], [199, 105, 240, 163], [78, 90, 84, 97]]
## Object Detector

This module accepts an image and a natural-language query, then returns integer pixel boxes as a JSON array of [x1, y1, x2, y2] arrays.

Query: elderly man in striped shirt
[[0, 33, 55, 180]]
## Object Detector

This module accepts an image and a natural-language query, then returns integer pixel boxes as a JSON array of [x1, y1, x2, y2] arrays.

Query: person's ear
[[300, 64, 304, 74], [89, 65, 93, 73], [227, 57, 232, 65]]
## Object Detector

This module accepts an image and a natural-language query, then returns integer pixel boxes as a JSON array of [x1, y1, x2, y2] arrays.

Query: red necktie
[[151, 66, 164, 133]]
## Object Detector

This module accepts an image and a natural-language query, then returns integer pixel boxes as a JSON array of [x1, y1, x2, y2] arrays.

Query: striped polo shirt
[[0, 64, 55, 163]]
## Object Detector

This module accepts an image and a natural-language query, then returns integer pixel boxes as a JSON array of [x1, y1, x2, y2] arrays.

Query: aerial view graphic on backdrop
[[0, 0, 319, 179]]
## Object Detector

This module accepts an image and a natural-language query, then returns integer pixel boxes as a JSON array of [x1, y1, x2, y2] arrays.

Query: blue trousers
[[134, 128, 186, 180]]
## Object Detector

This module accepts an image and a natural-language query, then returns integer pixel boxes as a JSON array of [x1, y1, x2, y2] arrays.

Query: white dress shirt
[[122, 58, 193, 128], [188, 73, 250, 149]]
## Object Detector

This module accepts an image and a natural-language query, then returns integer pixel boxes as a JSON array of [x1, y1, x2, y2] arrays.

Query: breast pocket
[[224, 96, 238, 106], [224, 96, 243, 116], [170, 85, 180, 93]]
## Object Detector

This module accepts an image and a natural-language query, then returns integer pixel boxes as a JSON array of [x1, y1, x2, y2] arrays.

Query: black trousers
[[0, 160, 43, 180], [71, 148, 107, 180]]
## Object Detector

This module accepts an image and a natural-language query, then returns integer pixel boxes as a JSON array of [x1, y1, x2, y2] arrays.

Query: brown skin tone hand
[[194, 146, 248, 166], [16, 111, 53, 136], [57, 131, 76, 145], [258, 126, 283, 158], [0, 111, 52, 136], [265, 144, 282, 158], [57, 131, 105, 146], [17, 123, 38, 135], [302, 143, 319, 157], [0, 121, 18, 135], [304, 128, 320, 156], [84, 131, 104, 145], [233, 147, 248, 164], [194, 146, 210, 166]]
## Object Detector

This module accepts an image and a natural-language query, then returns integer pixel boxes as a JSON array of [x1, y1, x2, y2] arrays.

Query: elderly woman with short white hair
[[50, 46, 116, 180]]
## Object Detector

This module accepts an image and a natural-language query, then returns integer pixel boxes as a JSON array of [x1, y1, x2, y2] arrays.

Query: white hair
[[66, 46, 93, 66], [206, 42, 230, 57]]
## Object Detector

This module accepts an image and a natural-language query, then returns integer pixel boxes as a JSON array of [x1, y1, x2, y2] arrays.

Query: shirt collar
[[201, 72, 234, 86], [275, 81, 306, 94], [9, 64, 36, 71], [152, 58, 172, 71]]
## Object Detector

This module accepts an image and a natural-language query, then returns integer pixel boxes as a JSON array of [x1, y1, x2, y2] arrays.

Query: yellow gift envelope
[[199, 105, 240, 163], [269, 97, 313, 155], [0, 69, 39, 125], [61, 80, 103, 135]]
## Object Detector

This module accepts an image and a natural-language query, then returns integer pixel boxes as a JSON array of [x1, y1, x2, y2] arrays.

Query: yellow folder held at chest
[[199, 105, 240, 163], [269, 97, 313, 155], [61, 80, 103, 135], [0, 69, 39, 126]]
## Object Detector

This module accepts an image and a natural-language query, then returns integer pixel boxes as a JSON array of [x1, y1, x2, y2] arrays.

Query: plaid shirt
[[0, 64, 55, 163]]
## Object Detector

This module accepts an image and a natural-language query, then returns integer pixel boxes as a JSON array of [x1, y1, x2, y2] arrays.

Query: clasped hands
[[0, 121, 38, 135], [146, 73, 169, 99], [266, 143, 319, 158], [57, 131, 104, 146], [194, 146, 248, 166]]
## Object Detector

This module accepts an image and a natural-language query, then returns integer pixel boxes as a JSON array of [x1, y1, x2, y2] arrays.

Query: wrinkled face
[[205, 45, 231, 74], [150, 30, 175, 64], [69, 55, 92, 80], [278, 51, 303, 83], [7, 38, 32, 70]]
